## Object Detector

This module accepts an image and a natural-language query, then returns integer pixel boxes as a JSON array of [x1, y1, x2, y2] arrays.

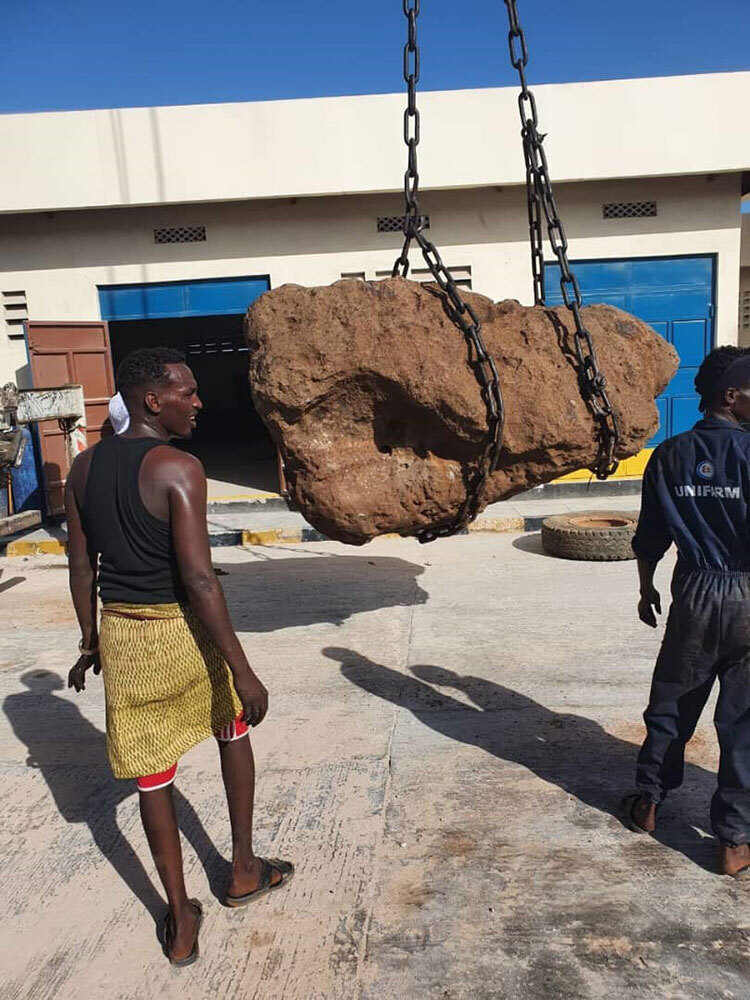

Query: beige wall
[[0, 72, 749, 213], [0, 172, 742, 387]]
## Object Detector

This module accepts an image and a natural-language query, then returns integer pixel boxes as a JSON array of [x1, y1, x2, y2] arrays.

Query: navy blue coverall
[[632, 416, 750, 844]]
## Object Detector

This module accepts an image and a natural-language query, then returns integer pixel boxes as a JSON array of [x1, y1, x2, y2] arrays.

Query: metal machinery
[[0, 383, 87, 535]]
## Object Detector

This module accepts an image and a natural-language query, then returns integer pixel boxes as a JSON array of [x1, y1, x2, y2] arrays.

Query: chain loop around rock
[[392, 1, 505, 542], [504, 0, 621, 479]]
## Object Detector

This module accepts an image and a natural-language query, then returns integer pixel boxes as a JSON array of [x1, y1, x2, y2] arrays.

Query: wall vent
[[602, 201, 657, 220], [340, 271, 366, 280], [377, 215, 430, 233], [741, 288, 750, 333], [154, 225, 207, 244], [2, 290, 28, 339], [375, 265, 472, 289]]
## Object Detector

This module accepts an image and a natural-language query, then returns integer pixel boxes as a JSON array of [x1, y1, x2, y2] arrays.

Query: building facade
[[1, 71, 749, 501]]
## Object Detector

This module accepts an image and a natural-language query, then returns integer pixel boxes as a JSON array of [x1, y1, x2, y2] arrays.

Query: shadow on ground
[[3, 671, 231, 923], [512, 532, 559, 559], [217, 555, 427, 631], [327, 647, 718, 872]]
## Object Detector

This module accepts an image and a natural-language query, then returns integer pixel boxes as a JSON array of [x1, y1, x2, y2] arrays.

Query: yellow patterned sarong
[[99, 602, 243, 779]]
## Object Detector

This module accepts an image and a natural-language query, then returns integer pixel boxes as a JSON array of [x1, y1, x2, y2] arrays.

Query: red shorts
[[136, 712, 248, 792]]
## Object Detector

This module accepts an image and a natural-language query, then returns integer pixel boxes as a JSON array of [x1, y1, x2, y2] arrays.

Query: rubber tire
[[541, 510, 639, 562]]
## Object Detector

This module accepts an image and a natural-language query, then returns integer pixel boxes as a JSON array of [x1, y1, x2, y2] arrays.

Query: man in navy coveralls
[[625, 346, 750, 877]]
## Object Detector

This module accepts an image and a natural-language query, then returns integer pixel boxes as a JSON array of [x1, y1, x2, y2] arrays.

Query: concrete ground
[[1, 534, 748, 1000], [206, 459, 281, 503]]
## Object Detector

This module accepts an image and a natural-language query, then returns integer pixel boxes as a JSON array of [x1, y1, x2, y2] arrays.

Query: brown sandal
[[225, 857, 294, 908], [161, 899, 203, 967]]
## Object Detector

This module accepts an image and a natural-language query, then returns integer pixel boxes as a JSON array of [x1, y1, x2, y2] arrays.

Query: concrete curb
[[206, 497, 291, 514], [3, 514, 537, 557], [4, 476, 641, 555], [4, 538, 70, 557]]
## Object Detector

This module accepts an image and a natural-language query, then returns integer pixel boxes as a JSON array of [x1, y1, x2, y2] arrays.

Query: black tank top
[[83, 436, 186, 605]]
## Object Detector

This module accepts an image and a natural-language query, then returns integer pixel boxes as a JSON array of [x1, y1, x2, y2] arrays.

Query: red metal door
[[27, 322, 115, 515]]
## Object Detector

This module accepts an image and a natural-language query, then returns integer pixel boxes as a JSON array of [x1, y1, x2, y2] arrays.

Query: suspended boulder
[[245, 277, 678, 545]]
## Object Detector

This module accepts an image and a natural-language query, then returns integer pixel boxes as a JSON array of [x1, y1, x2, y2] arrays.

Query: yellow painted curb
[[6, 539, 68, 557], [555, 448, 653, 482], [241, 529, 303, 546], [468, 517, 525, 533]]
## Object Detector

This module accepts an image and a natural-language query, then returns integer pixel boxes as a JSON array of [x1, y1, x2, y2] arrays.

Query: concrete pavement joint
[[354, 587, 420, 995], [354, 707, 399, 999]]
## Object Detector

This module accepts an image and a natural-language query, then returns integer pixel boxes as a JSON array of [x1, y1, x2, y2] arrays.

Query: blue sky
[[1, 0, 749, 114]]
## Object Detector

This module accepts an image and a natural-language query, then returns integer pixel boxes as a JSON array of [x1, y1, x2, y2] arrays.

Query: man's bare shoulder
[[143, 445, 206, 488]]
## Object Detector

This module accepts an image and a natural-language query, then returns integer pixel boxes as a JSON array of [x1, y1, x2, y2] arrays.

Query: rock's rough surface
[[245, 278, 678, 544]]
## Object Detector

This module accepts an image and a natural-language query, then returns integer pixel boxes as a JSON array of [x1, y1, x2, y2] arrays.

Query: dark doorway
[[109, 314, 277, 488]]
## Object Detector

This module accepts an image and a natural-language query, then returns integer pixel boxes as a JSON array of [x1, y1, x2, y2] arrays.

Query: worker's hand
[[234, 671, 269, 727], [68, 652, 101, 693], [638, 586, 662, 628]]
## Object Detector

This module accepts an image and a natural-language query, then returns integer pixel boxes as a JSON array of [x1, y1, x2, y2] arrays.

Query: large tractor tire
[[541, 510, 639, 561]]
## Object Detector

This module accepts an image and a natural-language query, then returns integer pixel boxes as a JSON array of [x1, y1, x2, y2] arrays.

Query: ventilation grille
[[741, 289, 750, 333], [340, 271, 366, 281], [154, 225, 207, 244], [602, 201, 657, 220], [2, 290, 28, 339], [375, 265, 472, 289], [186, 336, 248, 356], [377, 215, 430, 233]]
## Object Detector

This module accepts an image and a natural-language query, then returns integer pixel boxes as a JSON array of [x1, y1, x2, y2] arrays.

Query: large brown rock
[[245, 278, 678, 544]]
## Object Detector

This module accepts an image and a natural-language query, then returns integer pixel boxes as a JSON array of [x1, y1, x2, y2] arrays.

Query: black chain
[[504, 0, 620, 479], [392, 0, 505, 542]]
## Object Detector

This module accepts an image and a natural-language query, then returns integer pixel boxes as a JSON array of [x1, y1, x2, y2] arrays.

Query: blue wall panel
[[544, 255, 715, 443], [99, 276, 270, 321]]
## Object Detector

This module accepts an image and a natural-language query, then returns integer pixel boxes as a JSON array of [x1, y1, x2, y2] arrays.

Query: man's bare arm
[[64, 453, 101, 691], [167, 452, 268, 726]]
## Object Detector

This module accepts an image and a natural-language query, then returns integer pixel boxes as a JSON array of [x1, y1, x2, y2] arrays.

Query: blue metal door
[[544, 256, 715, 444]]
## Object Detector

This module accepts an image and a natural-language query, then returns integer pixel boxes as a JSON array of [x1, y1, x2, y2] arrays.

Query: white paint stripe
[[221, 728, 249, 744], [137, 774, 177, 792]]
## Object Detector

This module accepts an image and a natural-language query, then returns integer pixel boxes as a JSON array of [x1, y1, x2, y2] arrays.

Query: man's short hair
[[116, 347, 187, 397], [695, 347, 750, 412]]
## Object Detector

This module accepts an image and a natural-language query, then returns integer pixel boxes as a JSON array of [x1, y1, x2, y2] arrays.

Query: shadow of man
[[3, 671, 230, 921], [325, 648, 719, 872]]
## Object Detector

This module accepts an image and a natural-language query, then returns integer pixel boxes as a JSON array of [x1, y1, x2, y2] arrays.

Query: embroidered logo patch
[[696, 460, 714, 480]]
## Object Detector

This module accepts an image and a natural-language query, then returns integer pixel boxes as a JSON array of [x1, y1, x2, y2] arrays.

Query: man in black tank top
[[64, 347, 293, 964]]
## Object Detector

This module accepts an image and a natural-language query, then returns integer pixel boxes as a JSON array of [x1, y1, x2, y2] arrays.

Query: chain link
[[392, 0, 505, 542], [504, 0, 620, 479]]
